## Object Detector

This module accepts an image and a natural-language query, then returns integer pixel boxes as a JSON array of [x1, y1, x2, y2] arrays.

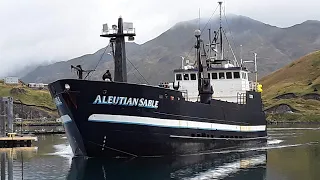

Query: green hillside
[[0, 82, 56, 111], [260, 50, 320, 122]]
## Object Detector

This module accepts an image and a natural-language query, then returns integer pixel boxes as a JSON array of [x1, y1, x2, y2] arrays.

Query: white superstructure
[[173, 66, 254, 103]]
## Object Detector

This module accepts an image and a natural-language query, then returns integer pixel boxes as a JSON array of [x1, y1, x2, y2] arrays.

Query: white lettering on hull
[[93, 95, 159, 109]]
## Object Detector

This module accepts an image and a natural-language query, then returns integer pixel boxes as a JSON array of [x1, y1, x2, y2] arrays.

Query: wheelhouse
[[171, 66, 256, 103]]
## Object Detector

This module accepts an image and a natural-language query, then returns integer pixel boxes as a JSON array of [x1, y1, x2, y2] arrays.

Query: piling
[[0, 97, 37, 148], [0, 153, 5, 180]]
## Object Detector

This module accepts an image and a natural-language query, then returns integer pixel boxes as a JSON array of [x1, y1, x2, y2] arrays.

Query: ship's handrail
[[101, 28, 136, 36], [249, 81, 257, 91]]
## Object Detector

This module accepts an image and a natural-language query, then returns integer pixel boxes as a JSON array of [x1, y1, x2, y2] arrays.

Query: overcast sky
[[0, 0, 319, 77]]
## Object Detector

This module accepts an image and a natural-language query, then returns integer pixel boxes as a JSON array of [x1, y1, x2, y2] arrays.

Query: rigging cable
[[85, 42, 110, 79], [222, 29, 239, 66], [184, 4, 220, 63], [126, 57, 149, 84], [127, 64, 144, 84], [223, 6, 239, 65], [109, 45, 144, 84]]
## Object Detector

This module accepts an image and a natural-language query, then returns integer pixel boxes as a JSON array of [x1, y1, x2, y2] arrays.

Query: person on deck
[[102, 70, 112, 81]]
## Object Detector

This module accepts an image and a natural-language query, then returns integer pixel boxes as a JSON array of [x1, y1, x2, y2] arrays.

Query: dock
[[0, 146, 38, 153], [0, 134, 37, 148], [1, 97, 37, 148]]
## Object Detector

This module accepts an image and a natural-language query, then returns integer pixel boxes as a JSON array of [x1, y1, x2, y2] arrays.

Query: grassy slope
[[260, 50, 320, 122], [0, 82, 56, 111]]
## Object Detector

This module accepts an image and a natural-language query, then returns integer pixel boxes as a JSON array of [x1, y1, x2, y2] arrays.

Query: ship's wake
[[50, 137, 318, 166], [47, 144, 73, 165], [179, 138, 318, 180], [268, 127, 320, 131]]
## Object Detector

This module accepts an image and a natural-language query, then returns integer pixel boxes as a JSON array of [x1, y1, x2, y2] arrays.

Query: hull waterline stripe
[[88, 114, 266, 132]]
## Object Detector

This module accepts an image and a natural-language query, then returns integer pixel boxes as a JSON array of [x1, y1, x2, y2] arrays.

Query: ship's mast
[[195, 30, 201, 93], [218, 1, 223, 60], [100, 17, 136, 82], [195, 30, 213, 104]]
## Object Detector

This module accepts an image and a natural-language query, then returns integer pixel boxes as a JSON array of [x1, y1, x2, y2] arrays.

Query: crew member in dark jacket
[[102, 70, 112, 81]]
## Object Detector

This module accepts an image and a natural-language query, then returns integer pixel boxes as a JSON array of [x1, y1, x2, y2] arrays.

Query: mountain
[[22, 15, 320, 85], [260, 50, 320, 122]]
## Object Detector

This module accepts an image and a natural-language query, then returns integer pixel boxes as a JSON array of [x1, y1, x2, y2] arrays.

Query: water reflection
[[67, 150, 266, 180], [0, 126, 319, 179], [0, 147, 38, 180], [267, 126, 320, 180]]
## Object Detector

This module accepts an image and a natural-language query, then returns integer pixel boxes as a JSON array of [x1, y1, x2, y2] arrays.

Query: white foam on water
[[47, 144, 73, 165], [183, 140, 318, 157], [270, 132, 303, 136], [50, 144, 73, 158], [268, 139, 283, 145]]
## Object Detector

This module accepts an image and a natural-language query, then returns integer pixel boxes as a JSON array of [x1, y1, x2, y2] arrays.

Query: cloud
[[0, 0, 319, 77]]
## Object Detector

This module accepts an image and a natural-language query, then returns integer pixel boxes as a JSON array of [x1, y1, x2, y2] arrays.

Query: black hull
[[49, 79, 267, 158]]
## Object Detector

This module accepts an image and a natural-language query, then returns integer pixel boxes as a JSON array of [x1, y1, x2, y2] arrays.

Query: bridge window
[[219, 72, 225, 79], [212, 73, 218, 79], [242, 72, 247, 79], [183, 74, 189, 80], [234, 72, 240, 79], [176, 74, 182, 80], [190, 73, 197, 80], [226, 72, 232, 79], [207, 73, 210, 79]]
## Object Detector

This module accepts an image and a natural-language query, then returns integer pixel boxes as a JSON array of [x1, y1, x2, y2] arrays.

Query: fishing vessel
[[49, 2, 267, 158]]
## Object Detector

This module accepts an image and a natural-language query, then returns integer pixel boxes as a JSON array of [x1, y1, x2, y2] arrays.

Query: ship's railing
[[101, 28, 136, 35], [237, 92, 246, 104], [158, 82, 170, 88], [249, 81, 257, 91]]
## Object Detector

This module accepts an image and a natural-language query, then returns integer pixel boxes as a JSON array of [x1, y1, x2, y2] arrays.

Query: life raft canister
[[257, 83, 263, 93]]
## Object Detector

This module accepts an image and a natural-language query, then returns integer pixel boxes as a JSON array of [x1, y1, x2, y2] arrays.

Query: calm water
[[0, 125, 319, 180]]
